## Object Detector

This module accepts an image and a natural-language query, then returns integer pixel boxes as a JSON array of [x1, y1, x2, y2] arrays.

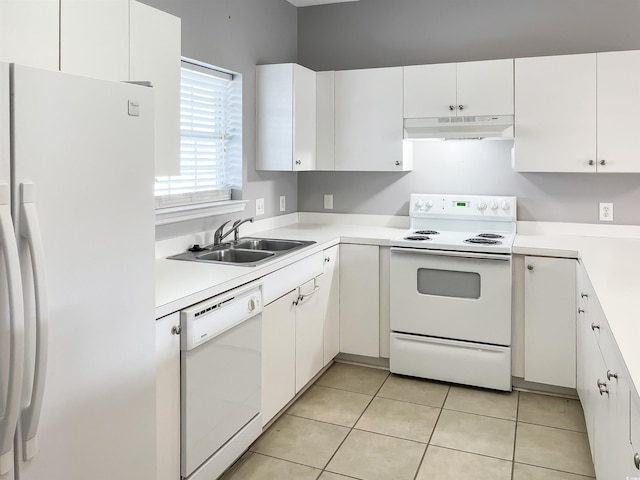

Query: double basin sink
[[168, 238, 316, 267]]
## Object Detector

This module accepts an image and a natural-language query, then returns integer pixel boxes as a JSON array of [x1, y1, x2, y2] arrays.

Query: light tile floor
[[221, 363, 595, 480]]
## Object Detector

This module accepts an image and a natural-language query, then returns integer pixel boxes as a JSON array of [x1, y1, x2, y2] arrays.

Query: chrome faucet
[[213, 218, 254, 245]]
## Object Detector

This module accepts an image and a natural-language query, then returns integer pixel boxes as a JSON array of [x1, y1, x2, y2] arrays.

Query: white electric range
[[389, 193, 517, 391]]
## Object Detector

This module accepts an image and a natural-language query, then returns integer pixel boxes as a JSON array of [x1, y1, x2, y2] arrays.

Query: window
[[155, 59, 240, 209]]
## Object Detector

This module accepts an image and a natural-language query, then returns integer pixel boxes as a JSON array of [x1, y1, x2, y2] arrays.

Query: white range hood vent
[[403, 115, 514, 140]]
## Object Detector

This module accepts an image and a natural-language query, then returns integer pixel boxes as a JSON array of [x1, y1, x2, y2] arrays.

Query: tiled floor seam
[[510, 391, 521, 480], [442, 406, 518, 422], [516, 419, 588, 433], [514, 461, 596, 478], [316, 371, 391, 478]]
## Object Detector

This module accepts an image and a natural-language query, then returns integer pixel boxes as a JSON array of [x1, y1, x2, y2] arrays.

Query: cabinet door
[[524, 256, 576, 388], [155, 312, 181, 480], [130, 1, 181, 177], [293, 64, 316, 171], [316, 71, 335, 171], [403, 63, 456, 118], [514, 54, 596, 172], [0, 0, 59, 70], [457, 59, 514, 116], [60, 0, 129, 81], [339, 244, 380, 357], [335, 67, 407, 171], [295, 279, 324, 392], [597, 50, 640, 173], [262, 290, 297, 426], [320, 245, 340, 365]]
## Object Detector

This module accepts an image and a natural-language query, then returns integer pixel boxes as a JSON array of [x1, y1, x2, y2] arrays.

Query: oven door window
[[417, 268, 480, 299]]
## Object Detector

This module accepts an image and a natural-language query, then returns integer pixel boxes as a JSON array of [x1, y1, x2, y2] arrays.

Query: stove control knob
[[490, 201, 499, 211], [414, 199, 424, 211], [476, 200, 487, 211], [425, 200, 434, 209], [501, 201, 511, 211]]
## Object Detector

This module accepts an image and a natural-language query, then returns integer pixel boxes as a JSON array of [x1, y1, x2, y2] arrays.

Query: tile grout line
[[510, 390, 520, 480], [317, 370, 391, 478]]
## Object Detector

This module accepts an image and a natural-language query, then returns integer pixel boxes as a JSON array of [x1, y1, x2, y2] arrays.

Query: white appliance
[[180, 282, 263, 480], [403, 115, 514, 140], [389, 193, 516, 391], [0, 63, 156, 480]]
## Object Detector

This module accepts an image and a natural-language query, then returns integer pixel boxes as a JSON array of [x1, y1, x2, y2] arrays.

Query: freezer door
[[11, 65, 156, 480]]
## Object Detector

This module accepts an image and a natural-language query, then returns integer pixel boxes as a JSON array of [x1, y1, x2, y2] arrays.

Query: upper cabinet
[[597, 50, 640, 173], [514, 51, 640, 173], [404, 59, 514, 118], [60, 0, 130, 81], [315, 71, 335, 171], [130, 1, 181, 176], [257, 63, 317, 171], [0, 0, 59, 70], [334, 67, 411, 172]]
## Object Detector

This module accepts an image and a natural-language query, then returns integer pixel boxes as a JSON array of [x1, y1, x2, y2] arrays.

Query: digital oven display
[[453, 201, 469, 207]]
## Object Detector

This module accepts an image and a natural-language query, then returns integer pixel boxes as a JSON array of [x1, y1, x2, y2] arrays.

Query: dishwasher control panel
[[180, 282, 263, 351]]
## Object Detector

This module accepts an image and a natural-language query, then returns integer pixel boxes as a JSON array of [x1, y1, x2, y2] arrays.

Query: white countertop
[[156, 218, 640, 397]]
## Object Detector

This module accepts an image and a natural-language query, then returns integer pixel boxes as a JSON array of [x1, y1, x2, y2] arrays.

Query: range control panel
[[410, 194, 517, 221]]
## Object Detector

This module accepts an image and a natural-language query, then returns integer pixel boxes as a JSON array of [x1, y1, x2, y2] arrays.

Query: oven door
[[390, 247, 512, 346]]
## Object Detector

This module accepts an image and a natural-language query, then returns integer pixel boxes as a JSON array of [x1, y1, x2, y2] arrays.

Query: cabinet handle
[[295, 160, 302, 166], [581, 292, 588, 298], [588, 160, 594, 166], [527, 264, 534, 271], [600, 159, 606, 166], [293, 286, 321, 306], [578, 308, 585, 314], [634, 452, 640, 470], [449, 105, 455, 111], [324, 257, 330, 263], [395, 161, 401, 166], [607, 370, 618, 381], [597, 379, 609, 395], [591, 323, 600, 331], [171, 325, 181, 335], [458, 105, 464, 111]]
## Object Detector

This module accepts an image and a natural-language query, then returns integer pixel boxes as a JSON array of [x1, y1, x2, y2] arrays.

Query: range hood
[[403, 115, 514, 140]]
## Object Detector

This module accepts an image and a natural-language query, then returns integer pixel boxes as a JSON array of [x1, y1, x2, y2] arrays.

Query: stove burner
[[404, 235, 432, 241], [414, 230, 440, 235], [477, 233, 504, 239], [464, 238, 502, 245]]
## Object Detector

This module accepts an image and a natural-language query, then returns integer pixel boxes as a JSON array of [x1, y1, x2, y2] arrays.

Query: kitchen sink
[[195, 248, 275, 264], [167, 237, 316, 266], [233, 238, 305, 251]]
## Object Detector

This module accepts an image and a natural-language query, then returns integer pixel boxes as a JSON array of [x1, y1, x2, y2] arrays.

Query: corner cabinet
[[130, 1, 181, 177], [334, 67, 411, 172], [257, 63, 317, 171], [514, 50, 640, 173], [320, 245, 340, 365], [523, 256, 576, 388], [403, 59, 514, 118]]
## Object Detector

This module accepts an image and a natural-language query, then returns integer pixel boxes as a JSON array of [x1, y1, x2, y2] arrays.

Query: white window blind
[[155, 61, 234, 208]]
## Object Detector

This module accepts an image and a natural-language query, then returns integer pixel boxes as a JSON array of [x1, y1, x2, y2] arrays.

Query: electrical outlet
[[279, 196, 286, 212], [324, 194, 333, 210], [256, 198, 265, 216], [599, 202, 613, 222]]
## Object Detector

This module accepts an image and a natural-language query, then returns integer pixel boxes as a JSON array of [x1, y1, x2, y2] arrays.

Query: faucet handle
[[213, 220, 231, 244]]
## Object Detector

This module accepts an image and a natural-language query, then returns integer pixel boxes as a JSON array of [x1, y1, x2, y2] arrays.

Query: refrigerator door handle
[[19, 183, 48, 461], [0, 184, 25, 476]]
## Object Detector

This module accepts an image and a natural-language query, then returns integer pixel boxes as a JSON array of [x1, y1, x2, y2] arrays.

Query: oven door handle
[[390, 247, 511, 261]]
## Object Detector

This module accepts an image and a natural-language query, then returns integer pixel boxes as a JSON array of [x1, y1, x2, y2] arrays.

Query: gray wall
[[141, 0, 298, 238], [297, 0, 640, 224]]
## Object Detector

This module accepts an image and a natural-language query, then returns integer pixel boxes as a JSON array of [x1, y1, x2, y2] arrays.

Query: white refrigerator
[[0, 63, 157, 480]]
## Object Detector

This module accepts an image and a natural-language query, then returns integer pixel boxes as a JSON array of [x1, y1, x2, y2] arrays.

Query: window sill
[[155, 200, 249, 226]]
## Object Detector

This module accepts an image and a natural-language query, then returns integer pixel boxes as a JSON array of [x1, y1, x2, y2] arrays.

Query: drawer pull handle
[[597, 379, 609, 395], [634, 453, 640, 470], [581, 292, 588, 298], [578, 308, 585, 314], [293, 286, 321, 306], [607, 370, 618, 381], [591, 323, 600, 331]]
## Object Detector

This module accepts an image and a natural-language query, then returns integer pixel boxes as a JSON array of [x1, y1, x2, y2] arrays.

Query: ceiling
[[286, 0, 358, 7]]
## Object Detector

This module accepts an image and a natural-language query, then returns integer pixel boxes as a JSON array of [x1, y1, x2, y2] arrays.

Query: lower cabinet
[[262, 277, 325, 426], [523, 256, 576, 387], [155, 312, 181, 480], [339, 244, 380, 357], [320, 245, 340, 365], [576, 261, 639, 479]]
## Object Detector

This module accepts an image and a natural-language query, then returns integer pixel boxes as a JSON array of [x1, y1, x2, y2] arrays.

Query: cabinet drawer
[[263, 252, 323, 305]]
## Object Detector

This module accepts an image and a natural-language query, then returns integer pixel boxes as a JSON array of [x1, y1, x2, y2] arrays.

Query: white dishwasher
[[180, 281, 263, 480]]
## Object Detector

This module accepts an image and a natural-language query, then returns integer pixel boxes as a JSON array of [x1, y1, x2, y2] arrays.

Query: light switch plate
[[279, 196, 286, 212], [256, 198, 265, 216], [324, 194, 333, 210]]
